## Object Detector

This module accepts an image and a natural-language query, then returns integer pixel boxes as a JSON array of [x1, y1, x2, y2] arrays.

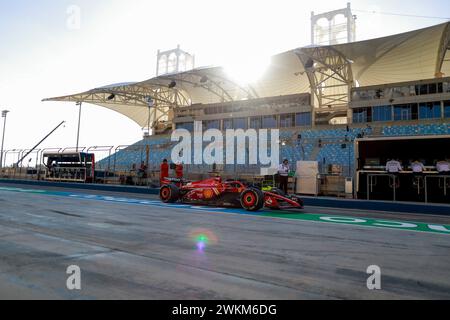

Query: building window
[[444, 101, 450, 118], [295, 112, 312, 127], [394, 104, 418, 121], [223, 119, 233, 130], [419, 102, 441, 119], [444, 82, 450, 93], [353, 107, 371, 123], [372, 105, 392, 122], [428, 83, 437, 95], [250, 117, 262, 129], [233, 118, 248, 130], [177, 122, 194, 131], [205, 120, 221, 130], [262, 115, 277, 128], [415, 82, 443, 95], [280, 114, 295, 128]]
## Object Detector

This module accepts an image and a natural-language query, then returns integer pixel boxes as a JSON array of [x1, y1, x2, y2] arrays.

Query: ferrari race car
[[160, 177, 304, 211]]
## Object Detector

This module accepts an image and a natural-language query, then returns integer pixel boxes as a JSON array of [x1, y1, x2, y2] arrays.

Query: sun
[[223, 54, 271, 85]]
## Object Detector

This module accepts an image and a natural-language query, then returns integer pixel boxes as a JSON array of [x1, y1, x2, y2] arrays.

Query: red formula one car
[[160, 177, 304, 211]]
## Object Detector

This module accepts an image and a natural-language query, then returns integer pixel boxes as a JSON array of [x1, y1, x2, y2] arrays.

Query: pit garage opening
[[355, 135, 450, 204]]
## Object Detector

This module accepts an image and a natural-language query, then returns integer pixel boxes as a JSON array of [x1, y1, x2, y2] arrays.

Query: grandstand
[[96, 122, 448, 175], [43, 22, 450, 199]]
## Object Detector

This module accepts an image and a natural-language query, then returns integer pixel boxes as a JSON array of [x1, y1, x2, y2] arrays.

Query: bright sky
[[0, 0, 449, 155]]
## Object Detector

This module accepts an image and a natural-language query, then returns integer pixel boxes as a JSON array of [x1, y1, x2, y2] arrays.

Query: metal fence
[[0, 146, 118, 182]]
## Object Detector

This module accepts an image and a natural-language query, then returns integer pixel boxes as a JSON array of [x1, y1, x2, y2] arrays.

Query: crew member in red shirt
[[175, 162, 184, 179], [160, 159, 169, 186]]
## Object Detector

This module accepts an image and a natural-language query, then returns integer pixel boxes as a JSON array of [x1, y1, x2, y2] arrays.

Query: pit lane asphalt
[[0, 183, 449, 299]]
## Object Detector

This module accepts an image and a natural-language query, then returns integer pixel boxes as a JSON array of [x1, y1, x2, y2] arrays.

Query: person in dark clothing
[[278, 159, 290, 194]]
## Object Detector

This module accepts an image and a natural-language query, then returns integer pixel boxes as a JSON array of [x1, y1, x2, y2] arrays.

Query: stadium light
[[168, 81, 177, 89], [304, 59, 315, 69], [146, 97, 155, 107], [0, 110, 10, 169], [146, 97, 154, 136], [76, 102, 82, 152]]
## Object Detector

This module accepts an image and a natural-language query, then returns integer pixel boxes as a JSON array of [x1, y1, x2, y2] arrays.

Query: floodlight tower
[[311, 2, 357, 45], [0, 110, 9, 169], [156, 45, 195, 76], [145, 97, 154, 138]]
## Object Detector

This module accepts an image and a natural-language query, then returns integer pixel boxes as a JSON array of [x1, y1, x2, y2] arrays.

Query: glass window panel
[[223, 119, 233, 130], [372, 106, 392, 122], [419, 85, 428, 95], [233, 118, 248, 130], [262, 115, 277, 128], [296, 112, 312, 127], [280, 114, 295, 128], [394, 104, 412, 121], [444, 82, 450, 93], [419, 102, 441, 119], [250, 117, 262, 129], [177, 122, 194, 131], [444, 101, 450, 118], [353, 108, 371, 123], [429, 83, 437, 94], [205, 120, 220, 130]]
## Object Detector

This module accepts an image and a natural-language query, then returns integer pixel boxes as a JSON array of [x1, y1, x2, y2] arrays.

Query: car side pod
[[240, 188, 265, 211]]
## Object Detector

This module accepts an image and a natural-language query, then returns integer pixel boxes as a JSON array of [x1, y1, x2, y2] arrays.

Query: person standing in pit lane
[[278, 159, 290, 194], [160, 159, 169, 186], [175, 162, 184, 179]]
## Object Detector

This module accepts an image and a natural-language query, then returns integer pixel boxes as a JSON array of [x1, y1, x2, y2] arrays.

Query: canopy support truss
[[295, 46, 353, 124], [43, 83, 191, 133], [156, 69, 258, 102], [436, 23, 450, 76]]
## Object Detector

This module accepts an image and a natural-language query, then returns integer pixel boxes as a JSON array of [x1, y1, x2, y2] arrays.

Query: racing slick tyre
[[160, 184, 180, 203], [240, 188, 264, 211], [271, 188, 286, 196]]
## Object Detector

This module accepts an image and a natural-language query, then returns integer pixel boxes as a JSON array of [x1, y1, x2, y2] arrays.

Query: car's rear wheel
[[240, 188, 264, 211], [160, 184, 180, 203], [271, 188, 286, 196]]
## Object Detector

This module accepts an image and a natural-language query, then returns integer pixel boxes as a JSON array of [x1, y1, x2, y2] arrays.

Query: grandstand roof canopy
[[44, 22, 450, 128]]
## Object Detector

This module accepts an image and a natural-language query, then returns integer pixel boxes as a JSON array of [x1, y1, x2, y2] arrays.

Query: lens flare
[[196, 241, 206, 251], [189, 229, 218, 252]]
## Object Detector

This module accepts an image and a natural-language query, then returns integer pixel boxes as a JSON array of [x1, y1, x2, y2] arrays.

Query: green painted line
[[261, 212, 450, 235]]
